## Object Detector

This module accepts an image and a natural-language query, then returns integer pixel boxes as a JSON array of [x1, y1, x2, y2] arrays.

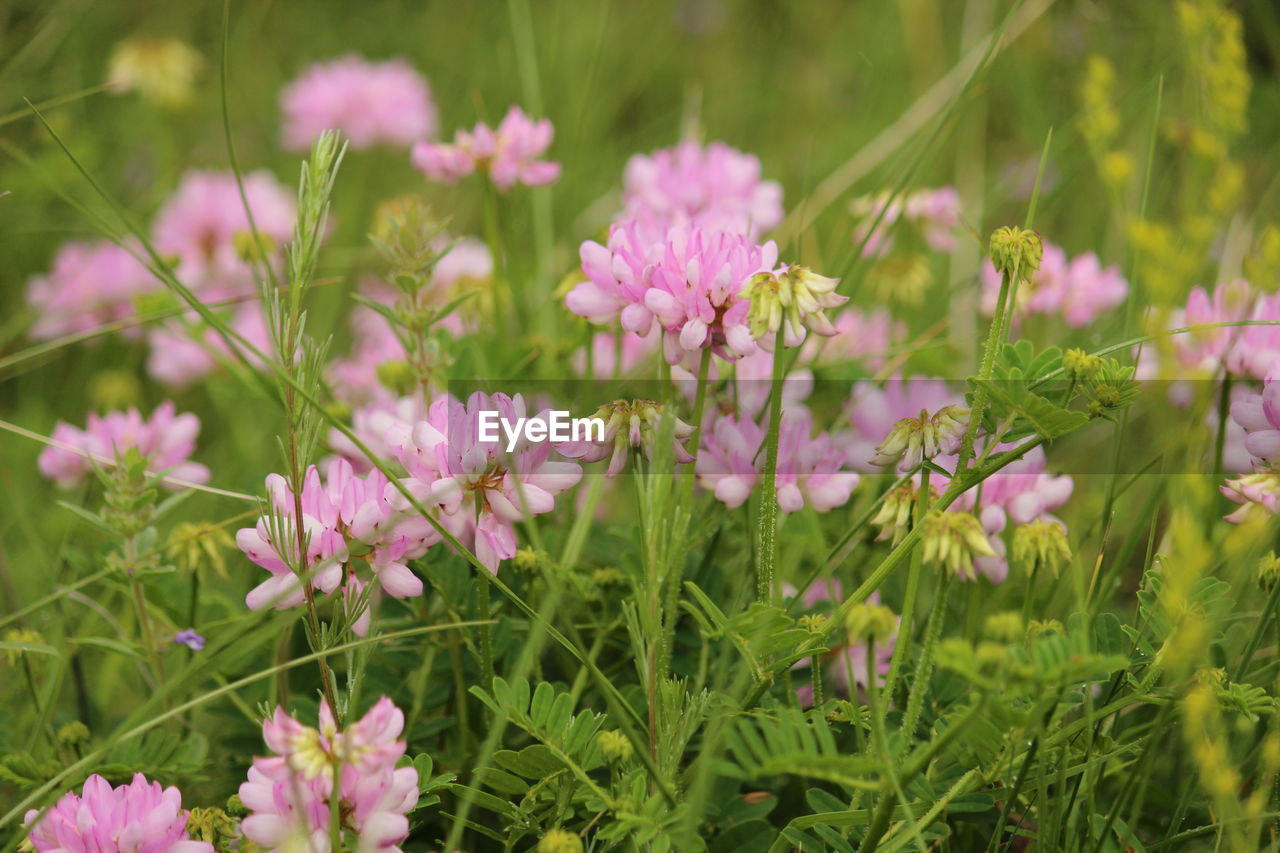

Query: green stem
[[757, 326, 788, 603], [899, 569, 951, 750], [954, 268, 1012, 478], [883, 468, 930, 703], [477, 570, 495, 688]]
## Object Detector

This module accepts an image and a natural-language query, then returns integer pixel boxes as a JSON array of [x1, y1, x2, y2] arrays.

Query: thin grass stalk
[[757, 324, 788, 602]]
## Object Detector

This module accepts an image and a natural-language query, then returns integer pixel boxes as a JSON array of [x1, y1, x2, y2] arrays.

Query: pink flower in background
[[621, 140, 784, 237], [385, 392, 582, 571], [851, 187, 961, 257], [570, 330, 659, 379], [26, 240, 158, 340], [412, 106, 559, 191], [153, 170, 296, 300], [696, 408, 859, 512], [280, 55, 436, 151], [567, 220, 778, 364], [1230, 378, 1280, 466], [801, 308, 903, 370], [38, 402, 209, 489], [1166, 280, 1280, 380], [943, 444, 1074, 584], [788, 584, 897, 706], [327, 240, 491, 405], [238, 459, 435, 632], [146, 303, 273, 388], [329, 395, 430, 472], [733, 347, 813, 421], [980, 242, 1128, 328], [24, 773, 213, 853], [240, 697, 419, 852], [836, 376, 962, 473]]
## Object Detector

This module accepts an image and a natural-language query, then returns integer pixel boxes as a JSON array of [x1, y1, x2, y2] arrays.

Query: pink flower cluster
[[147, 169, 297, 387], [800, 308, 903, 370], [980, 241, 1129, 328], [39, 402, 210, 490], [851, 187, 961, 257], [1167, 279, 1280, 380], [696, 408, 859, 513], [281, 55, 437, 151], [412, 106, 559, 191], [1222, 378, 1280, 522], [385, 392, 583, 571], [567, 220, 779, 364], [24, 773, 213, 853], [240, 697, 419, 852], [621, 140, 784, 237], [238, 458, 437, 635], [26, 240, 158, 340]]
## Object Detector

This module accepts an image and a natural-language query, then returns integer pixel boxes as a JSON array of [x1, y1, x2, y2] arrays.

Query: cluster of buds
[[598, 729, 634, 763], [844, 601, 897, 644], [539, 828, 585, 853], [988, 226, 1043, 284], [983, 611, 1026, 643], [1012, 519, 1072, 577], [739, 265, 848, 350], [1258, 552, 1280, 592], [871, 406, 969, 470], [870, 481, 936, 544], [558, 399, 695, 476], [921, 512, 997, 580]]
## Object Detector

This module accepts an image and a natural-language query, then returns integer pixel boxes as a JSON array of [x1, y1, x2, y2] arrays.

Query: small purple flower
[[174, 629, 205, 651]]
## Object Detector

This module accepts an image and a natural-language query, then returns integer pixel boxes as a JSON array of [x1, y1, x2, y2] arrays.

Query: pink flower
[[38, 402, 210, 489], [621, 140, 783, 237], [238, 459, 435, 631], [1230, 378, 1280, 465], [567, 220, 779, 364], [281, 55, 436, 151], [411, 106, 559, 191], [696, 408, 859, 512], [851, 187, 961, 257], [385, 392, 582, 571], [329, 395, 431, 472], [570, 330, 659, 379], [835, 376, 962, 473], [1222, 471, 1280, 523], [1166, 280, 1280, 380], [800, 308, 903, 370], [980, 242, 1128, 328], [26, 240, 158, 340], [732, 347, 813, 421], [152, 170, 296, 300], [146, 302, 273, 388], [24, 773, 213, 853], [240, 697, 419, 853]]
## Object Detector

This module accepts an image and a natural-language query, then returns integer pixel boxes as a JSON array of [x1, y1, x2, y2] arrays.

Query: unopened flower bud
[[375, 360, 418, 396], [740, 265, 848, 349], [872, 407, 967, 469], [1012, 520, 1071, 577], [845, 602, 897, 643], [1063, 348, 1103, 380], [983, 611, 1025, 643], [598, 730, 634, 763], [539, 828, 583, 853], [921, 512, 996, 580], [1257, 552, 1280, 592], [988, 226, 1043, 282], [56, 721, 90, 747]]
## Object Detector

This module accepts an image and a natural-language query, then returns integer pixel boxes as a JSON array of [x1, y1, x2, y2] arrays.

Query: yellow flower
[[106, 37, 202, 107]]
